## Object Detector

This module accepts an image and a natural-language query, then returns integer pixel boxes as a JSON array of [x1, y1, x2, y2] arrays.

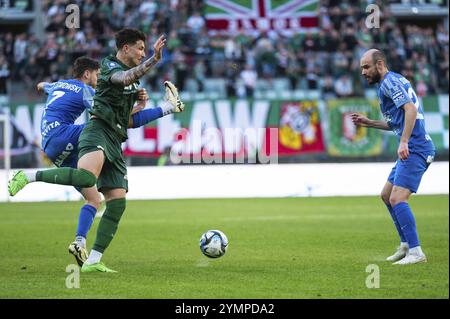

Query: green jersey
[[90, 54, 139, 142]]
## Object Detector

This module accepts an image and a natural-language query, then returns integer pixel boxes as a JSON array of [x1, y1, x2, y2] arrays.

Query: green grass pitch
[[0, 195, 448, 298]]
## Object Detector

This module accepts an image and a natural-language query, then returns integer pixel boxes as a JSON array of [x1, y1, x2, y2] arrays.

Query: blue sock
[[131, 107, 163, 128], [386, 204, 407, 242], [393, 202, 420, 248], [76, 204, 97, 238]]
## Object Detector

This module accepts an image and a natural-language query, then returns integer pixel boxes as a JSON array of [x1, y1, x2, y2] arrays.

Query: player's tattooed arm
[[110, 57, 159, 86], [110, 35, 166, 86]]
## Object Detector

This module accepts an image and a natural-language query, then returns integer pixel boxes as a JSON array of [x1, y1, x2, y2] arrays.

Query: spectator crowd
[[0, 0, 448, 100]]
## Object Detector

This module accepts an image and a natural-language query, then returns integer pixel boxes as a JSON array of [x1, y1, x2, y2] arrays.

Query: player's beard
[[371, 70, 382, 84], [124, 53, 139, 67], [132, 55, 143, 67], [89, 79, 97, 89]]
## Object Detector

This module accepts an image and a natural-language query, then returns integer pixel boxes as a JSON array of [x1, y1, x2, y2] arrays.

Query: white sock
[[75, 236, 86, 248], [24, 171, 36, 182], [160, 101, 174, 115], [409, 246, 424, 256], [85, 249, 103, 265], [400, 242, 409, 249]]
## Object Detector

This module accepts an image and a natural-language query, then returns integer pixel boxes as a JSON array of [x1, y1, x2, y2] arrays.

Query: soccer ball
[[199, 230, 228, 258]]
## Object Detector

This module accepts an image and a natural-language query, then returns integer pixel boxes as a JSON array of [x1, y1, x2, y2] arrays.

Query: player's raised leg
[[8, 167, 97, 196], [8, 170, 31, 196], [381, 180, 408, 262], [390, 185, 427, 265], [164, 80, 184, 113]]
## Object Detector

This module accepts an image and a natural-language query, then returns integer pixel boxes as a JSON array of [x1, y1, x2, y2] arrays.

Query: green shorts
[[78, 118, 128, 192]]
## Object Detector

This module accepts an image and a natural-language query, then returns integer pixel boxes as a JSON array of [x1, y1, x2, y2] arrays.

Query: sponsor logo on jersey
[[42, 121, 61, 137], [55, 142, 74, 167]]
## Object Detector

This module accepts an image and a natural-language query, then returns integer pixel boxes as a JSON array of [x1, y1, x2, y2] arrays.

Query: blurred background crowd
[[0, 0, 448, 101]]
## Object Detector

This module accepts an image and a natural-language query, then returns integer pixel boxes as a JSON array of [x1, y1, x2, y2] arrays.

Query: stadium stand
[[0, 0, 448, 168], [0, 0, 448, 101]]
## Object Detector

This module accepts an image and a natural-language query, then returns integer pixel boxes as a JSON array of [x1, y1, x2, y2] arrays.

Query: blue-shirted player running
[[10, 56, 182, 266], [352, 49, 435, 265]]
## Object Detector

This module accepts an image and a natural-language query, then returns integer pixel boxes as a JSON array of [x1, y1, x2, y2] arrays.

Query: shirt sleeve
[[82, 85, 95, 110], [43, 82, 57, 95], [103, 60, 123, 83], [382, 77, 413, 109]]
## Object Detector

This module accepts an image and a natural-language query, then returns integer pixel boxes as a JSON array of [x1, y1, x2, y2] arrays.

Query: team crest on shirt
[[382, 111, 392, 123], [108, 62, 118, 69]]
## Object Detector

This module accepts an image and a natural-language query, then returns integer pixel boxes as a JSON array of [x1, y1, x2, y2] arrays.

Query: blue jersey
[[377, 71, 435, 153], [40, 79, 94, 149]]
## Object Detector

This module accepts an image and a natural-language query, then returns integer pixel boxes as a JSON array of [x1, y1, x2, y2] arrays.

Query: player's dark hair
[[372, 49, 388, 67], [115, 28, 146, 49], [73, 56, 99, 78]]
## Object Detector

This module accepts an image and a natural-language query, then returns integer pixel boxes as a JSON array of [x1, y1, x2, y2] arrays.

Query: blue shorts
[[43, 124, 85, 169], [387, 151, 435, 193]]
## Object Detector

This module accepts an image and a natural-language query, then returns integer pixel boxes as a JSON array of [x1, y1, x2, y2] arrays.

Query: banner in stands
[[4, 99, 325, 164], [278, 100, 325, 154], [384, 95, 449, 154], [123, 99, 324, 160], [4, 95, 448, 164], [205, 0, 319, 34], [0, 109, 33, 157], [327, 98, 383, 157]]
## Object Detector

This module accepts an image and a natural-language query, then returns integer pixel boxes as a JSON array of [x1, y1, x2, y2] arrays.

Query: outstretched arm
[[111, 35, 166, 86], [37, 82, 50, 93], [351, 113, 391, 130]]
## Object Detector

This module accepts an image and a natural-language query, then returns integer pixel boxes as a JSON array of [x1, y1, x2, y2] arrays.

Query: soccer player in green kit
[[9, 29, 184, 272]]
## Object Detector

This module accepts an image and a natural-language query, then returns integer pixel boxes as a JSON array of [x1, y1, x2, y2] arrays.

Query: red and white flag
[[205, 0, 319, 34]]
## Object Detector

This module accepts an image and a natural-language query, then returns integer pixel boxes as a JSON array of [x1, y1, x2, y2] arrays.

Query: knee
[[381, 191, 390, 205], [104, 198, 127, 221], [86, 193, 102, 210], [77, 168, 97, 188], [389, 195, 404, 207], [106, 197, 126, 211]]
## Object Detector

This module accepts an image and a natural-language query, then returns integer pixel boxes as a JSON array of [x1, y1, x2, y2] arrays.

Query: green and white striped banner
[[385, 94, 449, 154]]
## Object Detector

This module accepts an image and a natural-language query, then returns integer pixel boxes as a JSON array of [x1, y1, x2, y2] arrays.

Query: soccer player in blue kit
[[10, 56, 181, 266], [352, 49, 435, 265]]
